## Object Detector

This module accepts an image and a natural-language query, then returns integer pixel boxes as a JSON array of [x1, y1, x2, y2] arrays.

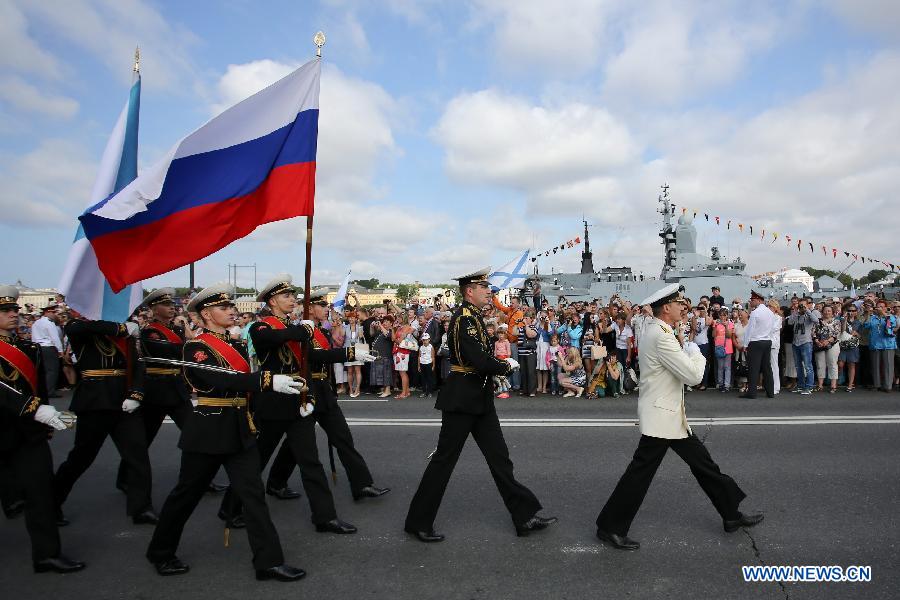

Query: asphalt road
[[3, 389, 899, 600]]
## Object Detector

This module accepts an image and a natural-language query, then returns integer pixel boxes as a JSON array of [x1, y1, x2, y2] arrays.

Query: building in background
[[773, 268, 814, 292]]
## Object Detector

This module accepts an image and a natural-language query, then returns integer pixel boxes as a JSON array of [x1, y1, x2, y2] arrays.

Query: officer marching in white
[[595, 284, 763, 550]]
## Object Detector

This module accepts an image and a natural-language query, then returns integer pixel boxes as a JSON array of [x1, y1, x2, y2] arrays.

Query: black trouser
[[858, 346, 871, 387], [745, 340, 774, 398], [518, 352, 537, 396], [405, 410, 542, 531], [268, 401, 373, 497], [40, 347, 59, 397], [222, 416, 336, 525], [596, 433, 746, 536], [54, 410, 153, 516], [2, 441, 61, 561], [147, 447, 284, 570], [697, 343, 711, 387], [116, 401, 192, 490], [408, 352, 420, 388], [420, 364, 435, 395]]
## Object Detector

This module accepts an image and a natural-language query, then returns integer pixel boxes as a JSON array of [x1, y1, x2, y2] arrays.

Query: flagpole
[[303, 32, 325, 319]]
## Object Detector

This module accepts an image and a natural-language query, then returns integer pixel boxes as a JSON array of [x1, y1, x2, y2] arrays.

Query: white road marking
[[343, 415, 900, 427]]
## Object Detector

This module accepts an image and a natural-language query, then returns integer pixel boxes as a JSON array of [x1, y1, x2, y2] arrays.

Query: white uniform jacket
[[637, 318, 706, 439]]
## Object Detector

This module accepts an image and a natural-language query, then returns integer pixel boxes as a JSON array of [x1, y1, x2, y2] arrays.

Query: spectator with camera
[[787, 298, 820, 395], [813, 305, 840, 393], [837, 303, 862, 392], [863, 300, 897, 393]]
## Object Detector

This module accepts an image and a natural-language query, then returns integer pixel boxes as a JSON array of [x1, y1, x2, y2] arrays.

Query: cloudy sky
[[1, 0, 898, 291]]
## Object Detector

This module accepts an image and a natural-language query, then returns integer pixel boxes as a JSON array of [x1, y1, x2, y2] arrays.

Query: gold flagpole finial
[[133, 46, 141, 73], [313, 31, 326, 58]]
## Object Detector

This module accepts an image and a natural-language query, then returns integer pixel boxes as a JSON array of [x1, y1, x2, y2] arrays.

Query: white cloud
[[433, 50, 900, 278], [0, 0, 62, 78], [21, 0, 199, 91], [433, 89, 640, 210], [602, 1, 778, 105], [0, 139, 96, 227], [0, 75, 78, 118], [826, 0, 900, 42], [469, 0, 619, 76]]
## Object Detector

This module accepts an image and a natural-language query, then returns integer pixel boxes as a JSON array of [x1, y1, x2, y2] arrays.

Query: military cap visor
[[454, 266, 492, 287], [640, 284, 686, 308], [141, 287, 177, 308], [257, 274, 296, 302], [0, 287, 19, 310], [187, 283, 236, 313]]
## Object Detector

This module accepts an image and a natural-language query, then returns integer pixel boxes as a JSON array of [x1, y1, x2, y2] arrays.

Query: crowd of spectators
[[12, 286, 900, 401]]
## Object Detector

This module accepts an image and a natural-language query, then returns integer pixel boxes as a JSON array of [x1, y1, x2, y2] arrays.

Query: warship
[[537, 185, 814, 306]]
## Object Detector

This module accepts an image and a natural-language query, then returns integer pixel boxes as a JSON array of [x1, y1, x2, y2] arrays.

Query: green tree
[[396, 283, 421, 303], [353, 278, 380, 289], [861, 269, 888, 284]]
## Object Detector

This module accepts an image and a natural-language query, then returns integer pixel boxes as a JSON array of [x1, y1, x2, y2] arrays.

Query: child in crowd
[[494, 329, 511, 398], [418, 333, 435, 398], [547, 333, 561, 395], [586, 358, 607, 399], [606, 354, 622, 397], [581, 328, 596, 380]]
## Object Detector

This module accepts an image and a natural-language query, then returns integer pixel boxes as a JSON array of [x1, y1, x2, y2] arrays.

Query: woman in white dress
[[331, 315, 348, 394], [343, 311, 365, 397]]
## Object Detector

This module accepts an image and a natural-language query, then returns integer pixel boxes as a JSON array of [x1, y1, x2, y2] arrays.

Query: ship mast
[[658, 184, 676, 278]]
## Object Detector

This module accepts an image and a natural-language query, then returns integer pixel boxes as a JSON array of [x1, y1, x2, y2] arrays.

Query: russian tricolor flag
[[80, 59, 321, 293]]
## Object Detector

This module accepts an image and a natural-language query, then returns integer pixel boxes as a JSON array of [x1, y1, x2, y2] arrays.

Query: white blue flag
[[332, 271, 352, 314], [58, 71, 143, 320], [489, 250, 530, 291]]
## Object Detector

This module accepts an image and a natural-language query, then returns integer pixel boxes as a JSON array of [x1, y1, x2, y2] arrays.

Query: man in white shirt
[[595, 284, 763, 551], [30, 304, 63, 398], [739, 290, 779, 399]]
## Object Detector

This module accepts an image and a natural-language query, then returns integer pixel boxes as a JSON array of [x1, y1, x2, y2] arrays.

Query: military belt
[[80, 369, 125, 378], [450, 365, 478, 374], [146, 367, 180, 376], [196, 397, 247, 408]]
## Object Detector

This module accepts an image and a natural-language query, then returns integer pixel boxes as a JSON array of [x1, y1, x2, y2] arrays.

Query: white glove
[[683, 341, 702, 357], [505, 358, 520, 371], [34, 404, 67, 431], [125, 321, 140, 338], [122, 399, 141, 413], [299, 402, 315, 417], [300, 320, 315, 328], [355, 350, 377, 363], [273, 374, 302, 395]]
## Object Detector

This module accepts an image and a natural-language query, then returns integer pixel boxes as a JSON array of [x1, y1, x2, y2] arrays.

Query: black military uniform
[[404, 269, 554, 541], [115, 288, 193, 492], [53, 316, 155, 521], [146, 284, 302, 581], [219, 276, 356, 534], [0, 287, 84, 572], [266, 288, 388, 501]]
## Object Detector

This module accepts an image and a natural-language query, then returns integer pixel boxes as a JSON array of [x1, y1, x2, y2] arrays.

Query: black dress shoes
[[515, 515, 559, 537], [3, 499, 25, 519], [207, 482, 228, 494], [217, 510, 246, 529], [266, 484, 302, 500], [315, 518, 357, 534], [596, 528, 640, 550], [34, 555, 86, 574], [132, 509, 159, 525], [353, 485, 390, 501], [154, 557, 190, 576], [724, 512, 764, 533], [255, 564, 306, 582], [404, 527, 445, 543]]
